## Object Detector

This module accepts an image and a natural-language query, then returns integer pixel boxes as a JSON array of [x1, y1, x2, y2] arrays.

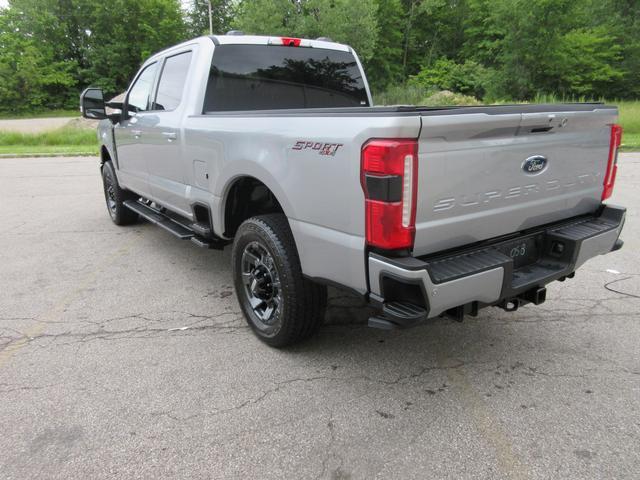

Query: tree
[[77, 0, 187, 97], [233, 0, 379, 61], [185, 0, 233, 37], [364, 0, 405, 91], [552, 27, 623, 97], [1, 0, 639, 112], [0, 6, 76, 111], [408, 58, 488, 98], [0, 0, 187, 110]]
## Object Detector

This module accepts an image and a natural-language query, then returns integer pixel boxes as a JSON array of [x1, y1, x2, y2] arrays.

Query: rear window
[[204, 45, 369, 112]]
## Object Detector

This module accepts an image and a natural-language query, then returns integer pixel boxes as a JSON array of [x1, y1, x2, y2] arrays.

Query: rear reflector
[[602, 124, 622, 201], [361, 139, 418, 250]]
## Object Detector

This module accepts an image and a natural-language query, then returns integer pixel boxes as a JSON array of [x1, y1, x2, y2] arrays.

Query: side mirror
[[105, 100, 124, 111], [80, 88, 107, 120]]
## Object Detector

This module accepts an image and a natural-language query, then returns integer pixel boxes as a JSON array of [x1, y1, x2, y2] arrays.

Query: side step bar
[[123, 200, 226, 249], [368, 301, 427, 330], [123, 200, 194, 239]]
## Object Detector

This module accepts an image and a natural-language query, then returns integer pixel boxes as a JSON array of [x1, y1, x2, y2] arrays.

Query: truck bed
[[203, 103, 614, 117], [202, 102, 617, 257]]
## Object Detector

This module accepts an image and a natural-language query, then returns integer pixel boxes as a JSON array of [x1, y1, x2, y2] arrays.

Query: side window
[[127, 62, 158, 112], [153, 51, 193, 111]]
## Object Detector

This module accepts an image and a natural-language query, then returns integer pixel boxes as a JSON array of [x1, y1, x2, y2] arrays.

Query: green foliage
[[362, 0, 404, 89], [1, 0, 640, 115], [374, 86, 480, 106], [186, 0, 234, 37], [552, 27, 623, 97], [408, 58, 488, 98], [233, 0, 379, 60], [0, 8, 76, 112], [0, 109, 78, 120], [373, 84, 433, 106], [421, 90, 481, 106], [0, 0, 187, 113], [0, 145, 97, 155], [0, 121, 98, 155], [78, 0, 187, 97], [0, 125, 96, 146], [618, 101, 640, 140]]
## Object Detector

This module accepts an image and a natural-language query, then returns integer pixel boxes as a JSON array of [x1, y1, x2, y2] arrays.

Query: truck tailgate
[[413, 106, 618, 256]]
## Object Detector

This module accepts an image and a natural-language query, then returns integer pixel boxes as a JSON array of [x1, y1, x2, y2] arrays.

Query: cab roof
[[208, 34, 351, 52], [144, 34, 352, 66]]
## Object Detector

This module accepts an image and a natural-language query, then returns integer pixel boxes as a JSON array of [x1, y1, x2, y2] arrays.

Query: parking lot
[[0, 154, 638, 479]]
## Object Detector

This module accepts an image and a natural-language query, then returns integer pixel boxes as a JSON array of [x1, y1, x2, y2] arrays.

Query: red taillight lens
[[281, 37, 301, 47], [361, 139, 418, 250], [602, 124, 622, 201]]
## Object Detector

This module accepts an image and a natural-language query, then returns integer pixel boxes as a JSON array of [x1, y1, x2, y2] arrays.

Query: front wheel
[[101, 161, 138, 225], [231, 214, 327, 347]]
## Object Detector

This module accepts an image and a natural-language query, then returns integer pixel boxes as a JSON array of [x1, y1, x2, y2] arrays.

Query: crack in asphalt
[[315, 409, 342, 480], [0, 382, 65, 394], [142, 362, 473, 424], [0, 311, 246, 352]]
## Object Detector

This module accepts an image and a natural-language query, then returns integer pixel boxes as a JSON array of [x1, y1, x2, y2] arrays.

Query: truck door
[[143, 50, 194, 217], [113, 62, 159, 196]]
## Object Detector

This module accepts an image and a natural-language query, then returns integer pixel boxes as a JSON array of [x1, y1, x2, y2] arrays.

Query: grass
[[373, 84, 433, 106], [375, 88, 640, 151], [0, 109, 79, 120], [1, 99, 639, 155], [0, 125, 98, 156], [0, 145, 98, 156], [530, 94, 640, 149], [617, 101, 640, 151]]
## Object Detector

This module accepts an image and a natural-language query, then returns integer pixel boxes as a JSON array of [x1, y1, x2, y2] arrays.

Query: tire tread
[[232, 214, 327, 347]]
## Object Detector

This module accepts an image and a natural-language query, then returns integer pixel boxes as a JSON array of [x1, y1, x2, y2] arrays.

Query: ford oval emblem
[[522, 155, 548, 174]]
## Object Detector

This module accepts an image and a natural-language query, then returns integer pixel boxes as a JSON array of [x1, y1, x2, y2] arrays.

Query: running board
[[123, 200, 228, 249], [124, 200, 194, 239]]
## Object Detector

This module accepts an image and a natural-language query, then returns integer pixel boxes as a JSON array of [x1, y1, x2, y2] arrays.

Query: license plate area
[[496, 234, 541, 269]]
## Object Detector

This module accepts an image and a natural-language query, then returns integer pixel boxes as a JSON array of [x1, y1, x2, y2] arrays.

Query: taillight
[[602, 124, 622, 201], [281, 37, 301, 47], [361, 139, 418, 250]]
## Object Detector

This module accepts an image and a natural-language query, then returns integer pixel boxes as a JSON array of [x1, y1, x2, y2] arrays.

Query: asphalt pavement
[[0, 154, 638, 479]]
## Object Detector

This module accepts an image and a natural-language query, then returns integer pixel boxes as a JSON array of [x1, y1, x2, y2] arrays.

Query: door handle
[[131, 129, 142, 138], [162, 132, 177, 141]]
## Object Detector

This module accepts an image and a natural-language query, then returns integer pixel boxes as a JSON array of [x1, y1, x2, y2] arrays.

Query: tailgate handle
[[530, 126, 553, 133]]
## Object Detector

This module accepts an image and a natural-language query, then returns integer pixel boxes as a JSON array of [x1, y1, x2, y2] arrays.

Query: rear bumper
[[368, 205, 626, 322]]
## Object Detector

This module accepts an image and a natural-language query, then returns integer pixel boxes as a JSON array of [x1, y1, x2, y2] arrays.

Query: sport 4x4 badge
[[292, 141, 344, 156]]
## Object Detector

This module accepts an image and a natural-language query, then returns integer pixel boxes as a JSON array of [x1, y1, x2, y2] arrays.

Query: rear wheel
[[232, 214, 327, 347], [101, 161, 138, 225]]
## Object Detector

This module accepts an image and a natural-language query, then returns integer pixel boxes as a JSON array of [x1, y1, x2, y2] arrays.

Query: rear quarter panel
[[182, 113, 421, 293]]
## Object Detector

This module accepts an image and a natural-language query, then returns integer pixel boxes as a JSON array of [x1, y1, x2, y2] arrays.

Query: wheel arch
[[220, 174, 289, 239], [100, 145, 111, 166]]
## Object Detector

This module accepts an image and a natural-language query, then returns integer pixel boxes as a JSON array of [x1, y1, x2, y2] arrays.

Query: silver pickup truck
[[81, 33, 625, 347]]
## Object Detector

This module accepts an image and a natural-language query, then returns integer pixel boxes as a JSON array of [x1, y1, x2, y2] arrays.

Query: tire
[[232, 214, 327, 347], [101, 161, 138, 225]]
